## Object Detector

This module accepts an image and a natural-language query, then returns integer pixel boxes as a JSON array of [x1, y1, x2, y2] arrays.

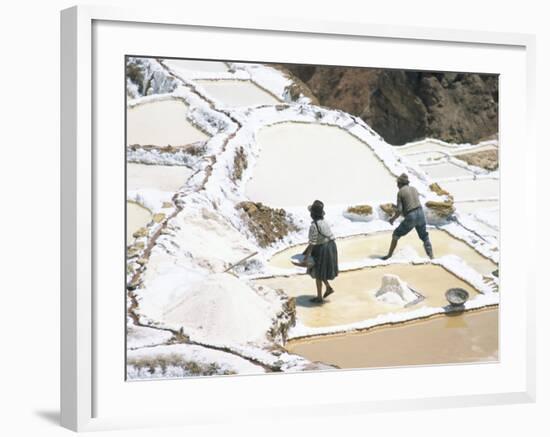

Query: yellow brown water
[[127, 99, 209, 147], [127, 201, 152, 242], [269, 229, 496, 275], [286, 307, 498, 368], [254, 264, 478, 328]]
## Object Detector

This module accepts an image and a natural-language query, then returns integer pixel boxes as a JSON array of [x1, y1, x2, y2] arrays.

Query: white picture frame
[[60, 5, 537, 432]]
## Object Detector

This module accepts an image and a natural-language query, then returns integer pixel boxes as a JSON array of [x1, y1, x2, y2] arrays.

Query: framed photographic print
[[61, 5, 536, 432]]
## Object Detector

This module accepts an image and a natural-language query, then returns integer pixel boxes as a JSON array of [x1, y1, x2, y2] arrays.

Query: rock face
[[126, 57, 178, 98], [281, 65, 498, 145]]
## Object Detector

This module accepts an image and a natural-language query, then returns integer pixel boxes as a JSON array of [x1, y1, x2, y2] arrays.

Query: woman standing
[[302, 200, 339, 304]]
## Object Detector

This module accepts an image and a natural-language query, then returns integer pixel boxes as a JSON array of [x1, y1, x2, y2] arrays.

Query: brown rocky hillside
[[278, 64, 498, 145]]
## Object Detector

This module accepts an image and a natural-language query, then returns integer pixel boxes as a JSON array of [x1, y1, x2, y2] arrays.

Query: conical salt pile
[[375, 274, 419, 306]]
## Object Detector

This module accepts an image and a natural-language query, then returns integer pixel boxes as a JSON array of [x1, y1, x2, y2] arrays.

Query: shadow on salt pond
[[295, 295, 328, 308]]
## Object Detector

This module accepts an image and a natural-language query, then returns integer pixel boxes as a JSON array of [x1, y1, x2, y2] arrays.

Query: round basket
[[290, 254, 314, 268], [445, 288, 470, 306]]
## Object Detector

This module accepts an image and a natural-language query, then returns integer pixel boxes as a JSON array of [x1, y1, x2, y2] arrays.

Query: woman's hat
[[308, 199, 324, 213]]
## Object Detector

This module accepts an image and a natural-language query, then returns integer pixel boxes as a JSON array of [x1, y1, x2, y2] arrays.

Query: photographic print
[[125, 56, 499, 380]]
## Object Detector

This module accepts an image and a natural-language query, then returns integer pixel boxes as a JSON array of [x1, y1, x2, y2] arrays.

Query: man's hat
[[397, 173, 409, 185]]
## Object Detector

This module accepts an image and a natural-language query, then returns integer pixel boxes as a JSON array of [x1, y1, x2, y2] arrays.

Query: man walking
[[382, 173, 434, 260]]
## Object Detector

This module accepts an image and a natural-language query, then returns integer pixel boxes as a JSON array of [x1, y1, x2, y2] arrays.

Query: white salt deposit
[[167, 207, 258, 272], [246, 122, 397, 208], [375, 274, 420, 306], [127, 342, 265, 380], [161, 273, 276, 345], [126, 323, 173, 350], [162, 59, 229, 74], [195, 79, 281, 107]]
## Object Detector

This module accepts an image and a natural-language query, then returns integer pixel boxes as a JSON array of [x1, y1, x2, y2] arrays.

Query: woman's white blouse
[[308, 219, 334, 245]]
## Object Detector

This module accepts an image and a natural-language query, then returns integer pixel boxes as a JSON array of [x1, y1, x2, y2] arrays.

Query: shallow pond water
[[127, 201, 152, 242], [254, 263, 479, 328], [127, 99, 209, 147], [420, 162, 474, 179], [454, 200, 499, 215], [127, 163, 194, 192], [195, 79, 281, 107], [440, 178, 499, 201], [162, 59, 229, 74], [269, 229, 497, 275], [400, 150, 447, 163], [396, 140, 456, 155], [246, 122, 397, 208]]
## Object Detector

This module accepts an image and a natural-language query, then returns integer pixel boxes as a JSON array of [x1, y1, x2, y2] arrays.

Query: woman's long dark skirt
[[307, 240, 339, 280]]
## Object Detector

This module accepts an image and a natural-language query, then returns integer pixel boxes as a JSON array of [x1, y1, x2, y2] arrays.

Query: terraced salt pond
[[127, 99, 209, 147], [195, 79, 280, 107], [420, 162, 473, 179], [254, 264, 479, 328], [400, 150, 446, 163], [397, 140, 497, 157], [452, 144, 498, 156], [246, 123, 396, 208], [269, 229, 497, 275], [396, 140, 457, 155], [127, 201, 151, 242], [127, 163, 194, 192], [478, 208, 499, 224], [162, 59, 229, 74], [287, 307, 498, 368], [440, 178, 499, 201], [454, 200, 499, 215]]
